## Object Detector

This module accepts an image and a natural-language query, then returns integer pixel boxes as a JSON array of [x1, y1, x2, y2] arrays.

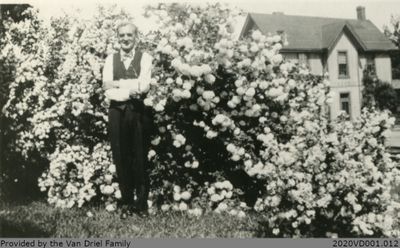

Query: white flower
[[251, 30, 263, 41], [192, 208, 202, 217], [353, 204, 362, 213], [192, 160, 199, 169], [237, 211, 246, 218], [144, 98, 153, 106], [189, 13, 197, 20], [250, 44, 259, 53], [173, 193, 181, 201], [173, 134, 186, 147], [204, 74, 216, 84], [245, 87, 256, 97], [267, 86, 284, 98], [104, 174, 113, 184], [367, 138, 378, 147], [222, 180, 233, 190], [288, 79, 296, 88], [217, 202, 228, 211], [200, 64, 212, 75], [239, 45, 248, 53], [161, 204, 170, 211], [154, 104, 165, 112], [101, 185, 114, 195], [271, 54, 283, 65], [183, 81, 192, 90], [148, 150, 156, 159], [105, 204, 116, 212], [108, 164, 116, 174], [202, 91, 215, 100], [210, 194, 221, 202], [173, 185, 181, 192], [229, 209, 238, 216], [269, 34, 280, 43], [231, 154, 240, 161], [207, 187, 215, 195], [151, 136, 161, 146], [181, 191, 191, 200], [115, 190, 122, 199], [179, 202, 188, 211]]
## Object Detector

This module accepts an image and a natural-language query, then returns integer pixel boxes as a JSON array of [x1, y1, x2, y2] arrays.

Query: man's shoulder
[[105, 52, 118, 61], [141, 51, 153, 61], [134, 48, 148, 56]]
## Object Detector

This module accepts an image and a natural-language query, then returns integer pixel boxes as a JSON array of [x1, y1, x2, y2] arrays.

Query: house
[[240, 7, 398, 119]]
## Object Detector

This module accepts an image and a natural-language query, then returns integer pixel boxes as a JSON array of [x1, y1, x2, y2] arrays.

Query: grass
[[0, 200, 262, 238]]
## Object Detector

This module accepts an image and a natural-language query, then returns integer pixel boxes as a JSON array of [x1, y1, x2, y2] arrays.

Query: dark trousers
[[108, 100, 152, 211]]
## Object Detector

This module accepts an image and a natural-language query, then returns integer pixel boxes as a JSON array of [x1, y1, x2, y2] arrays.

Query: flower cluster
[[38, 143, 118, 209]]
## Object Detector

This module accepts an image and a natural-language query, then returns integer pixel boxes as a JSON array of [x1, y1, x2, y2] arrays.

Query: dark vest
[[110, 49, 143, 110], [113, 49, 142, 81]]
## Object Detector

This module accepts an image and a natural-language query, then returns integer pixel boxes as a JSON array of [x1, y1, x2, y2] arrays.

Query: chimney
[[272, 12, 284, 15], [356, 6, 366, 20]]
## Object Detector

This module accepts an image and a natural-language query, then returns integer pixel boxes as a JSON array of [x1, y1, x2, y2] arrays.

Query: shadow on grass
[[0, 217, 53, 237]]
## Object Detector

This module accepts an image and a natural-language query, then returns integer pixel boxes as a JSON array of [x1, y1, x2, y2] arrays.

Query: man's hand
[[139, 80, 151, 94], [103, 80, 120, 91], [129, 87, 140, 97]]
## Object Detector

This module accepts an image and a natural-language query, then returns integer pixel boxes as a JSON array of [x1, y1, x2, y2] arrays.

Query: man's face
[[118, 25, 136, 53]]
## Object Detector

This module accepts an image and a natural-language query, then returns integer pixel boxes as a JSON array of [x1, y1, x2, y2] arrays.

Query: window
[[391, 54, 400, 79], [338, 51, 349, 78], [283, 53, 298, 61], [340, 92, 351, 117], [299, 53, 308, 67], [366, 55, 376, 74]]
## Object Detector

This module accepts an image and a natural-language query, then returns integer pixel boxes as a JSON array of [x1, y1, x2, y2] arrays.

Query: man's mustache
[[121, 40, 134, 45]]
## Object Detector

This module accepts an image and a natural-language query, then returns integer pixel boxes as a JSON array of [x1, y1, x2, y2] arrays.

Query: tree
[[375, 81, 399, 113], [384, 15, 400, 80], [0, 5, 41, 202], [362, 69, 399, 114], [0, 4, 32, 22]]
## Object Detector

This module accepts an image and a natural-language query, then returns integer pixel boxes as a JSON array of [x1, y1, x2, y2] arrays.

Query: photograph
[[1, 0, 400, 240]]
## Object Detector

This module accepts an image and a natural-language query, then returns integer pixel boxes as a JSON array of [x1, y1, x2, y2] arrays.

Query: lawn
[[0, 200, 263, 238]]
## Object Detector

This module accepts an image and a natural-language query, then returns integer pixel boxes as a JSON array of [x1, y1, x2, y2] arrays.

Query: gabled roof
[[242, 13, 397, 52]]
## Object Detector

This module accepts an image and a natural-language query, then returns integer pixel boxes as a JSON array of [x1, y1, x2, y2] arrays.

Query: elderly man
[[102, 21, 153, 219]]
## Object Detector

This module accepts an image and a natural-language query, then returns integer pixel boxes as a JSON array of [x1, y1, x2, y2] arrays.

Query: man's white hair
[[116, 20, 138, 35]]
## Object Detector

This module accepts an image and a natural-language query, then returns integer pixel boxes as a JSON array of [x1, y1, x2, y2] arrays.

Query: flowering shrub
[[2, 3, 400, 237]]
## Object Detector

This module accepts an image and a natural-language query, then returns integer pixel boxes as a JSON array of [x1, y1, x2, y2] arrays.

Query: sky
[[1, 0, 400, 32]]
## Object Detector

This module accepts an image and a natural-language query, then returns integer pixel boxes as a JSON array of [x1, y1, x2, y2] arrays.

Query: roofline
[[363, 48, 400, 52], [280, 49, 325, 53], [239, 15, 252, 38], [242, 13, 397, 52], [248, 12, 361, 23], [248, 15, 263, 36], [326, 24, 366, 53], [280, 48, 397, 53], [343, 22, 368, 50]]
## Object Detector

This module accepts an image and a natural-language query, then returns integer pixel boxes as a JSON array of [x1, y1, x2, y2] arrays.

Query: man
[[102, 21, 153, 219]]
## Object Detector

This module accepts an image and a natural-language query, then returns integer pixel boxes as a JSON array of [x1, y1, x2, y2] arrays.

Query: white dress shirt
[[103, 49, 153, 102]]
